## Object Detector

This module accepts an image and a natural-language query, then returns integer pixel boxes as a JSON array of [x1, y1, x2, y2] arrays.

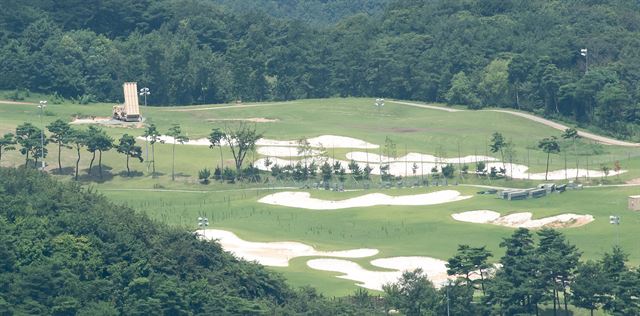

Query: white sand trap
[[346, 152, 498, 164], [197, 229, 378, 267], [136, 134, 378, 149], [257, 135, 379, 149], [484, 162, 626, 180], [258, 190, 471, 210], [452, 210, 594, 228], [306, 256, 450, 291], [257, 146, 321, 157]]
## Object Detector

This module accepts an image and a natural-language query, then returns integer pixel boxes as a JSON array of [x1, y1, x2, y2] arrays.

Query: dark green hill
[[0, 168, 381, 315]]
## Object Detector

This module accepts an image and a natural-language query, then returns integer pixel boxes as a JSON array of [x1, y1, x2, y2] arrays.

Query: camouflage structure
[[113, 82, 141, 122]]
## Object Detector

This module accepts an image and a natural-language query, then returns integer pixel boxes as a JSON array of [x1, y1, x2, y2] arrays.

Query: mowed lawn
[[103, 185, 640, 295], [2, 95, 640, 296]]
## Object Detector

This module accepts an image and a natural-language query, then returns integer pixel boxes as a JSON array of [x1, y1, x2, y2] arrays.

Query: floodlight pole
[[580, 48, 588, 74], [38, 100, 47, 170], [197, 216, 209, 230], [609, 215, 620, 245], [139, 87, 150, 107]]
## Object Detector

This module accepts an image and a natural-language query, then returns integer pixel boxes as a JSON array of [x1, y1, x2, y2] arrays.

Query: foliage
[[116, 134, 143, 176], [15, 122, 46, 167], [46, 118, 71, 173], [222, 122, 262, 176], [0, 133, 16, 161], [198, 168, 211, 184]]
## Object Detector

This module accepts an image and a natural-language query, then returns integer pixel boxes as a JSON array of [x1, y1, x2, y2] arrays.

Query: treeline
[[2, 0, 640, 138], [383, 228, 640, 315], [0, 167, 389, 315]]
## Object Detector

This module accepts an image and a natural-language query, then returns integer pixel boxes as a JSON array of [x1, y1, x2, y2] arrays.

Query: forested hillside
[[0, 168, 382, 315], [1, 0, 640, 138], [208, 0, 388, 26]]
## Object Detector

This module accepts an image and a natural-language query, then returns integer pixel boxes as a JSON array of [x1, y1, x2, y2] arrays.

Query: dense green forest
[[208, 0, 389, 26], [0, 167, 388, 315], [1, 0, 640, 139]]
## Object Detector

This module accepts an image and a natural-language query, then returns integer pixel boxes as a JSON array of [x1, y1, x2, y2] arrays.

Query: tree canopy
[[2, 0, 640, 138]]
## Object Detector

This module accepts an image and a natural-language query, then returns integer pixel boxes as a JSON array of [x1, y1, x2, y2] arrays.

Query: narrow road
[[387, 100, 462, 112], [162, 102, 298, 112], [488, 110, 640, 147], [388, 100, 639, 147]]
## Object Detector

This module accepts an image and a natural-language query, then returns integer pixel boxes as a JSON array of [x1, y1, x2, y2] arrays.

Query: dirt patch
[[71, 116, 144, 128], [452, 210, 594, 229], [626, 178, 640, 184], [0, 100, 36, 105]]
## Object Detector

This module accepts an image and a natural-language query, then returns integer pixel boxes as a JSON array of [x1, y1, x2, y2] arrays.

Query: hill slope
[[0, 167, 381, 315]]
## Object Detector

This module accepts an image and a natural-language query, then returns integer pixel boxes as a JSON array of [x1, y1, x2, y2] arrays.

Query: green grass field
[[2, 94, 640, 298]]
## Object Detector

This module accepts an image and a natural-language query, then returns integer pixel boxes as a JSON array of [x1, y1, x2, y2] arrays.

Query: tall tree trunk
[[545, 152, 550, 181], [98, 149, 103, 179], [25, 151, 29, 167], [151, 144, 156, 176], [562, 284, 569, 316], [34, 154, 38, 168], [0, 147, 3, 162], [219, 146, 224, 170], [479, 268, 486, 295], [58, 141, 62, 173], [75, 146, 81, 181], [89, 151, 95, 175], [172, 142, 175, 181], [574, 140, 579, 181], [126, 154, 130, 176], [553, 287, 557, 316]]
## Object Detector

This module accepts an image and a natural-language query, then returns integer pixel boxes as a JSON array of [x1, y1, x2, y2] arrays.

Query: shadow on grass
[[76, 165, 115, 183], [118, 170, 145, 178], [51, 166, 75, 176]]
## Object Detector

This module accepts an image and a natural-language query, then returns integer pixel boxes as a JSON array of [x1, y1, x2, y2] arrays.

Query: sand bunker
[[257, 146, 321, 157], [258, 190, 471, 210], [346, 152, 498, 164], [257, 135, 379, 149], [452, 210, 594, 228], [72, 116, 144, 128], [484, 162, 626, 180], [306, 256, 450, 291], [136, 134, 378, 149], [197, 229, 378, 267]]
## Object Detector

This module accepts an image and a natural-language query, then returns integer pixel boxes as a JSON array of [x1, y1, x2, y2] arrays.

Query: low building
[[628, 195, 640, 211]]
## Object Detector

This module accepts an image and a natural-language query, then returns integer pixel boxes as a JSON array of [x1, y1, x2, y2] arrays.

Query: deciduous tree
[[117, 134, 143, 176]]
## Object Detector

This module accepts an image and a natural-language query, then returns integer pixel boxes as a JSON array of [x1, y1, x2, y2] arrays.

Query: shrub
[[198, 168, 211, 184]]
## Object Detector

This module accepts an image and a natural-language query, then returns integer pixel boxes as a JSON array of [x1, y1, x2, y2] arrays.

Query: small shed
[[628, 195, 640, 211]]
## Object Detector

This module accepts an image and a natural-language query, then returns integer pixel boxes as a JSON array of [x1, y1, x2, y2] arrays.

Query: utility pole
[[38, 100, 47, 170]]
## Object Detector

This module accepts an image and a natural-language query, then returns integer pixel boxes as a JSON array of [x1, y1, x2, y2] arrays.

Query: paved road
[[388, 100, 639, 147], [488, 110, 640, 147], [387, 100, 462, 112], [162, 102, 298, 112]]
